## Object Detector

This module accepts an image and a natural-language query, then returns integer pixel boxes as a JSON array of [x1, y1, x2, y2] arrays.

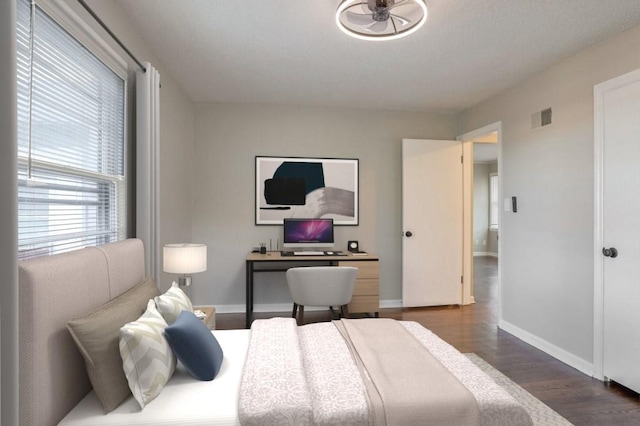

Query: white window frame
[[489, 172, 499, 230], [17, 0, 129, 259]]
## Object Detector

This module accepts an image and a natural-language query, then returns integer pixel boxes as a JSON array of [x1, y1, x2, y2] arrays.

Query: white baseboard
[[499, 319, 594, 377], [473, 251, 498, 257], [380, 299, 402, 309], [212, 299, 404, 314], [212, 303, 330, 314]]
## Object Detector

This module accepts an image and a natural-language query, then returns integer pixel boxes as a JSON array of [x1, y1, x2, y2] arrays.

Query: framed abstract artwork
[[255, 156, 359, 225]]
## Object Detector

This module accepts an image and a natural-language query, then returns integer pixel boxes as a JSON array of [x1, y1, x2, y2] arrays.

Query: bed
[[18, 238, 533, 426]]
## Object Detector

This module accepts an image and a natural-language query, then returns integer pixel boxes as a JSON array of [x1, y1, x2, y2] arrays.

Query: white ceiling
[[114, 0, 640, 113]]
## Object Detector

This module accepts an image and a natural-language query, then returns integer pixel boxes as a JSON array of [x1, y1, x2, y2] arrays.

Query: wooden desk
[[245, 251, 379, 328]]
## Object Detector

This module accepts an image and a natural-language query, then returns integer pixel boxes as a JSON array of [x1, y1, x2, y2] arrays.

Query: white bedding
[[239, 318, 533, 426], [58, 329, 250, 426]]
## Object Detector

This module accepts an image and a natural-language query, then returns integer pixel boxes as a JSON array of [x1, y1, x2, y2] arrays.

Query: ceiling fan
[[335, 0, 428, 41]]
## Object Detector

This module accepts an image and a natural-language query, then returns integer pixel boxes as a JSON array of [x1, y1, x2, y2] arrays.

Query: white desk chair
[[286, 266, 358, 326]]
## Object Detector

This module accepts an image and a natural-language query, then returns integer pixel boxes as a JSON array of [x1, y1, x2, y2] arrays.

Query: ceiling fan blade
[[389, 0, 410, 9], [345, 10, 375, 26], [390, 13, 410, 27], [367, 20, 389, 33]]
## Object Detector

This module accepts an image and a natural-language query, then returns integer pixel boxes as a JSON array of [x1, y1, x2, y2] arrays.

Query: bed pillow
[[120, 299, 177, 409], [164, 310, 224, 381], [67, 276, 160, 412], [154, 281, 193, 325]]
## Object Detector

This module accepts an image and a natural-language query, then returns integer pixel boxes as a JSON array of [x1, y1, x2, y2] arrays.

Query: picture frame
[[255, 156, 359, 225]]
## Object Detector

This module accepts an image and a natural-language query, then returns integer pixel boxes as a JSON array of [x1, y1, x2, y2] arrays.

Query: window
[[16, 0, 127, 260], [489, 173, 499, 229]]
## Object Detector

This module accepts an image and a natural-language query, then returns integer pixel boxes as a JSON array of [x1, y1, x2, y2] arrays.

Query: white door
[[402, 139, 463, 307], [602, 76, 640, 392]]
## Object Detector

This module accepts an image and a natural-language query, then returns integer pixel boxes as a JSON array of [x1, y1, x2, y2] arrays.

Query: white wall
[[473, 163, 489, 254], [192, 103, 457, 310], [457, 23, 640, 372], [81, 1, 196, 291], [0, 1, 18, 423]]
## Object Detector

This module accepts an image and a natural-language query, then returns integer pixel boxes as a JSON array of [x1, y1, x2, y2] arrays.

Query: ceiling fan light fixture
[[336, 0, 428, 41]]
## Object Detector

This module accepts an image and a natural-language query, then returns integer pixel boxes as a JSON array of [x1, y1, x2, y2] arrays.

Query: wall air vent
[[531, 107, 552, 129]]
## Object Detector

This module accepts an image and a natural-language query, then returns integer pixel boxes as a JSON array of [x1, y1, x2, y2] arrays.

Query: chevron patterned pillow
[[119, 299, 177, 409], [154, 282, 194, 325]]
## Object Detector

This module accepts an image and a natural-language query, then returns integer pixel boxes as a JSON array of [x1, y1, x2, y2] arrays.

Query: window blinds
[[16, 0, 126, 260]]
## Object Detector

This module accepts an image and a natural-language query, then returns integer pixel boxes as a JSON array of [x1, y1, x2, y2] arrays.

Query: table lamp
[[163, 243, 207, 288]]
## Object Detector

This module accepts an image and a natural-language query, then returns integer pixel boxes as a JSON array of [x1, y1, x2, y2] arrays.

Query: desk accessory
[[348, 240, 359, 252]]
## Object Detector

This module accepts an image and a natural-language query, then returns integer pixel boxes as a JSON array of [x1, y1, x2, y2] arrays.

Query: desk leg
[[246, 260, 253, 329]]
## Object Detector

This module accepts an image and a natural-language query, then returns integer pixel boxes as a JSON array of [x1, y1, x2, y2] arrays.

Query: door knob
[[602, 247, 618, 258], [404, 231, 413, 237]]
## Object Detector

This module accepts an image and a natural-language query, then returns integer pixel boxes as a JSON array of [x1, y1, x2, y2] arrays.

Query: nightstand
[[193, 306, 216, 330]]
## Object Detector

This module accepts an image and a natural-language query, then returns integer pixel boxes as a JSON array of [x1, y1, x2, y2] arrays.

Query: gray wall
[[457, 23, 640, 369], [0, 1, 18, 423], [191, 103, 457, 310]]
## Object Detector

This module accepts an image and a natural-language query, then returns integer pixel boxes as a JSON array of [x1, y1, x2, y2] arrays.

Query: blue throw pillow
[[164, 310, 224, 381]]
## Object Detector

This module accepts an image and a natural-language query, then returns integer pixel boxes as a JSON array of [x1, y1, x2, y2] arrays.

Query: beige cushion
[[154, 282, 193, 325], [120, 300, 176, 409], [67, 276, 160, 412]]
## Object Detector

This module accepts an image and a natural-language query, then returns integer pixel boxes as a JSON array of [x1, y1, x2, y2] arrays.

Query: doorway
[[400, 124, 501, 309], [458, 123, 502, 308]]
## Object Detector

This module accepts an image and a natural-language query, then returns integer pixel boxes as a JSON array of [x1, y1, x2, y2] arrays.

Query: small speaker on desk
[[348, 240, 359, 253]]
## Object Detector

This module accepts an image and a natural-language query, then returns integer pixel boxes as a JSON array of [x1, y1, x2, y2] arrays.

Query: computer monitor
[[282, 218, 334, 250]]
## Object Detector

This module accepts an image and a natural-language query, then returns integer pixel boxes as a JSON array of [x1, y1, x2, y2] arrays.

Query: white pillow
[[119, 299, 176, 409], [154, 281, 194, 325]]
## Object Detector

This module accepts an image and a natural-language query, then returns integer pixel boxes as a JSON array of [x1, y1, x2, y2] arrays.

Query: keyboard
[[293, 251, 325, 256], [280, 251, 346, 256]]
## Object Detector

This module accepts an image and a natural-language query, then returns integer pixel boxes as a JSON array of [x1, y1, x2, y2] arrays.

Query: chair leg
[[298, 305, 304, 326], [341, 304, 349, 319], [292, 303, 298, 319], [329, 306, 337, 320]]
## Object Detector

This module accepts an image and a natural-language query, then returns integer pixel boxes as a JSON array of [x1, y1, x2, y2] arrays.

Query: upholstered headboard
[[18, 239, 146, 426]]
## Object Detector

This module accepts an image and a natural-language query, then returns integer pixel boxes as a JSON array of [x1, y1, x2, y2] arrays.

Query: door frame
[[593, 68, 640, 381], [457, 122, 503, 309]]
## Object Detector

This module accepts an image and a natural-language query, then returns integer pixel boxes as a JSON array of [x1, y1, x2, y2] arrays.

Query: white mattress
[[58, 329, 250, 426]]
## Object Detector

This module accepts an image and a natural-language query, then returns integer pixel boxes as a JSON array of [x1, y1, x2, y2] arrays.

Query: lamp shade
[[163, 243, 207, 274]]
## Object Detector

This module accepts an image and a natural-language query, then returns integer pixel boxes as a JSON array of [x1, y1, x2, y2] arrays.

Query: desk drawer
[[339, 261, 379, 279], [349, 296, 379, 313], [353, 278, 379, 296]]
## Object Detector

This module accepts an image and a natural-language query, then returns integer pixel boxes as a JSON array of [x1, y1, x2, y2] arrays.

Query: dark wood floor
[[216, 256, 640, 425]]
